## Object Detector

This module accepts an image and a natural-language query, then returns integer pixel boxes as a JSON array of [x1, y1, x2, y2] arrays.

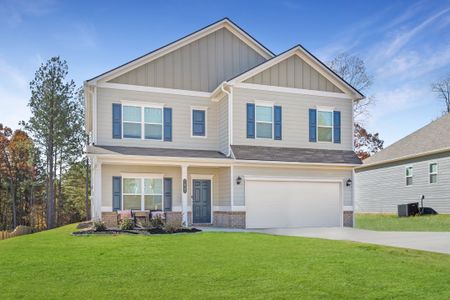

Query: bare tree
[[329, 53, 374, 120], [432, 74, 450, 114]]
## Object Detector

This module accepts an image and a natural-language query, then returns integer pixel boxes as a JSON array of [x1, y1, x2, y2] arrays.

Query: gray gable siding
[[244, 55, 343, 93], [108, 28, 267, 92], [355, 152, 450, 214]]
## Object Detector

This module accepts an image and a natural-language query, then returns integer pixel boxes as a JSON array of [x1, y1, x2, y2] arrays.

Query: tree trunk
[[10, 179, 16, 229], [47, 141, 55, 229]]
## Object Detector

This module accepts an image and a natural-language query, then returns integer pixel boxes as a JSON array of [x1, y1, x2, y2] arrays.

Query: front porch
[[91, 160, 245, 228]]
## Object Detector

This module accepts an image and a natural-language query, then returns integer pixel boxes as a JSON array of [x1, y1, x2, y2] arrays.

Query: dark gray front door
[[192, 179, 211, 223]]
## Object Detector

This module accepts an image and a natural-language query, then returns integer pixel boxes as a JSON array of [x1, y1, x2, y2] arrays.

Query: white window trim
[[405, 166, 413, 186], [429, 162, 438, 184], [191, 106, 208, 138], [254, 101, 274, 140], [316, 106, 334, 143], [121, 102, 165, 141], [121, 174, 164, 211]]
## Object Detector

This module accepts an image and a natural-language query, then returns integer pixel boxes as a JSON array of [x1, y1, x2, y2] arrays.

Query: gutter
[[221, 82, 233, 157]]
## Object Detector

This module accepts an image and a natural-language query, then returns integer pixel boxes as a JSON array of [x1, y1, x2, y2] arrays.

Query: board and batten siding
[[232, 87, 353, 150], [245, 55, 343, 93], [108, 28, 266, 92], [233, 166, 353, 207], [101, 165, 232, 211], [355, 152, 450, 214], [96, 87, 223, 151]]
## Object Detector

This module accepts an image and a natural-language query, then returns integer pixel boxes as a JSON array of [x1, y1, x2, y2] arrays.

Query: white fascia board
[[244, 175, 344, 183], [235, 83, 352, 99], [88, 19, 273, 84], [234, 159, 360, 169], [96, 82, 211, 98]]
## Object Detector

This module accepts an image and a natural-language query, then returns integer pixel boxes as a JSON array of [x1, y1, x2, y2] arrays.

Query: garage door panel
[[246, 180, 341, 228]]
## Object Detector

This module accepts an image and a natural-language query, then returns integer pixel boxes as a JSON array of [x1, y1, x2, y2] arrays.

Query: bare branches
[[431, 74, 450, 113]]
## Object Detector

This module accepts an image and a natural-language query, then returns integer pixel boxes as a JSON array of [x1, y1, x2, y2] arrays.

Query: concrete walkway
[[250, 227, 450, 254]]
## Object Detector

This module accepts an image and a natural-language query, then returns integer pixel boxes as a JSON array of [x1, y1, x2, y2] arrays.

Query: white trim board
[[97, 82, 212, 98]]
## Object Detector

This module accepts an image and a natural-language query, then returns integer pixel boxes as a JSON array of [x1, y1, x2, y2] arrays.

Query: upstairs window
[[123, 106, 142, 138], [405, 166, 413, 186], [429, 163, 438, 184], [255, 105, 273, 139], [144, 107, 163, 140], [317, 110, 333, 142], [122, 105, 163, 140], [192, 108, 206, 137]]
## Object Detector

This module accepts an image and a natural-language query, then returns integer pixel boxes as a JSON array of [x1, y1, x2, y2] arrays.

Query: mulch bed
[[72, 227, 201, 236]]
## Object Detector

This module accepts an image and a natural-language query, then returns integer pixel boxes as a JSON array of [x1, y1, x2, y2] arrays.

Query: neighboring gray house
[[355, 113, 450, 214], [84, 18, 364, 229]]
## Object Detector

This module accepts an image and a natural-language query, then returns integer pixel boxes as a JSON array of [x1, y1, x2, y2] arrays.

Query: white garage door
[[245, 179, 342, 228]]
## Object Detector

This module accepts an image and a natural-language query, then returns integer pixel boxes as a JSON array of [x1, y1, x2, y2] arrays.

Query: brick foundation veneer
[[213, 211, 246, 228], [343, 211, 353, 227], [101, 212, 118, 228], [165, 212, 182, 226]]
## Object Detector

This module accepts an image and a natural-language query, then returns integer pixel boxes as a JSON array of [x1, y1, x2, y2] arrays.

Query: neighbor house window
[[429, 163, 438, 184], [317, 110, 333, 142], [122, 105, 163, 140], [255, 105, 273, 139], [144, 107, 163, 140], [123, 106, 142, 138], [123, 177, 163, 211], [192, 108, 206, 137], [405, 166, 413, 186]]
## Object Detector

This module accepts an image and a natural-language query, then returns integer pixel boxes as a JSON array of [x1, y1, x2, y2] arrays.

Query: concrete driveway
[[251, 227, 450, 254]]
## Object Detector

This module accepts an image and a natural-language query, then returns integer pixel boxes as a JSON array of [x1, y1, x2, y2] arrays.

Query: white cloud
[[0, 0, 57, 26]]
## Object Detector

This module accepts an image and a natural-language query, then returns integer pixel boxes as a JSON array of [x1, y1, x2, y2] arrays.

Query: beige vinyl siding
[[232, 87, 353, 150], [218, 94, 229, 155], [108, 28, 266, 92], [96, 87, 221, 151], [355, 152, 450, 214], [233, 165, 353, 206], [245, 55, 343, 93], [102, 165, 231, 210]]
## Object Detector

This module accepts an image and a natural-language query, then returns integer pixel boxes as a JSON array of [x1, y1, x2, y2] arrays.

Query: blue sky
[[1, 0, 450, 146]]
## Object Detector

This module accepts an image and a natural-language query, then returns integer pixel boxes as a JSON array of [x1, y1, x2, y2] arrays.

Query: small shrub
[[150, 216, 164, 229], [137, 219, 152, 229], [163, 222, 182, 233], [120, 218, 134, 230], [93, 221, 107, 232]]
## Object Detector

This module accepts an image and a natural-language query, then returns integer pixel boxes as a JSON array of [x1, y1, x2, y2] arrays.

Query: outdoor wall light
[[346, 179, 352, 187], [236, 176, 242, 185]]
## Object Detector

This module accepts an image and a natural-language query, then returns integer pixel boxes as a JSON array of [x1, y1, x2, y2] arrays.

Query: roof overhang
[[357, 147, 450, 170]]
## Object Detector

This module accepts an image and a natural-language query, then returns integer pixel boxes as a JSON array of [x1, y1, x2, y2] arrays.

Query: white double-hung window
[[123, 106, 142, 138], [429, 163, 438, 184], [122, 104, 163, 140], [317, 110, 333, 142], [255, 104, 273, 139], [405, 166, 413, 186], [123, 175, 163, 211]]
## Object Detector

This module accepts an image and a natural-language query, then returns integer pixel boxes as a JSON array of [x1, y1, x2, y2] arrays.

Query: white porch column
[[93, 159, 102, 221], [181, 164, 189, 226]]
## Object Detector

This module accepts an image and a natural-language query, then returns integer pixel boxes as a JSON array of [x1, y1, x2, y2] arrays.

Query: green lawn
[[0, 225, 450, 299], [356, 213, 450, 232]]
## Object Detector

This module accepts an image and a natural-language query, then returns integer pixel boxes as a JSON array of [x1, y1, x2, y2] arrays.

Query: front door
[[192, 179, 211, 223]]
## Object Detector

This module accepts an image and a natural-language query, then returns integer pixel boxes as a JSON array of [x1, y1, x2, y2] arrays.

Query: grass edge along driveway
[[355, 213, 450, 232], [0, 224, 449, 299]]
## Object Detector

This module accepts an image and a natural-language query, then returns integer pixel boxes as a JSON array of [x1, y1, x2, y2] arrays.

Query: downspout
[[221, 83, 233, 158]]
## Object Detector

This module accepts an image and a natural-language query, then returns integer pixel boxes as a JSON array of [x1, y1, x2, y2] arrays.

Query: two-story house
[[84, 18, 363, 229]]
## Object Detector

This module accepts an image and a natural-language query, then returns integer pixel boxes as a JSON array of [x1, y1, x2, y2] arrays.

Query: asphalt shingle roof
[[231, 145, 362, 164], [363, 113, 450, 166]]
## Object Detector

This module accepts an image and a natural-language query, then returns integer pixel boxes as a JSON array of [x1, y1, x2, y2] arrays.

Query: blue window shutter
[[164, 178, 172, 212], [333, 111, 341, 144], [309, 109, 317, 142], [112, 104, 122, 139], [247, 103, 255, 139], [112, 176, 122, 211], [192, 110, 206, 136], [163, 107, 172, 141], [274, 106, 282, 140]]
